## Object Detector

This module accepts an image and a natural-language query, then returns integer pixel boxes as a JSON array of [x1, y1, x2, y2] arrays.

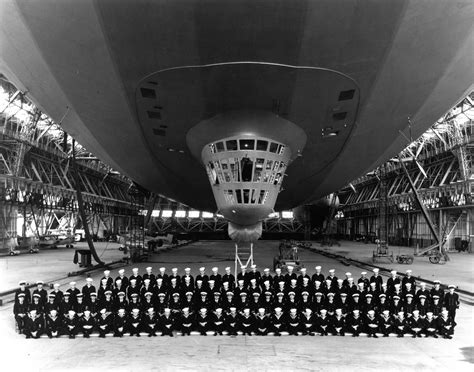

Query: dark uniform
[[347, 311, 363, 336], [45, 311, 62, 338], [212, 309, 226, 335], [443, 287, 460, 320], [364, 311, 379, 337], [97, 310, 113, 337], [437, 312, 455, 339], [160, 311, 175, 336], [143, 310, 159, 337], [394, 313, 407, 337], [113, 311, 128, 337], [13, 295, 29, 333], [128, 310, 142, 336], [379, 311, 393, 337], [225, 308, 239, 335], [239, 310, 255, 335], [80, 312, 95, 337], [24, 311, 44, 339], [63, 311, 79, 338]]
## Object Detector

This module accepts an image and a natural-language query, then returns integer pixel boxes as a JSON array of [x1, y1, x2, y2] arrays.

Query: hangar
[[0, 1, 473, 371]]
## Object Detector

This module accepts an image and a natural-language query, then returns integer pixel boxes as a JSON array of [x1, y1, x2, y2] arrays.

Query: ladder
[[234, 243, 254, 283]]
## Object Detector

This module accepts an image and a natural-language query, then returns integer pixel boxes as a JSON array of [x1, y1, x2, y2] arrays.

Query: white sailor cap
[[300, 267, 307, 272], [132, 308, 140, 314], [412, 310, 419, 315], [199, 267, 206, 271], [118, 269, 125, 275], [373, 268, 379, 273], [240, 265, 247, 270], [159, 267, 166, 272], [144, 279, 150, 284], [69, 281, 76, 286], [18, 280, 26, 286], [103, 270, 110, 275], [406, 269, 412, 273], [320, 309, 327, 314], [225, 267, 231, 271], [361, 272, 367, 275], [290, 308, 297, 314], [390, 270, 397, 275], [132, 267, 139, 272], [164, 308, 171, 313], [229, 307, 237, 312], [368, 310, 375, 315], [382, 310, 389, 316], [329, 269, 335, 273], [212, 267, 218, 272], [274, 307, 282, 312], [172, 267, 178, 272], [448, 284, 456, 289], [434, 280, 441, 284], [68, 310, 76, 316], [86, 278, 93, 282], [208, 280, 215, 284], [337, 279, 343, 284], [185, 267, 191, 272], [345, 272, 351, 276], [182, 307, 190, 312], [147, 308, 154, 314], [251, 264, 257, 269], [264, 268, 270, 272], [287, 265, 294, 270], [146, 266, 152, 271], [36, 280, 44, 285], [315, 266, 321, 270]]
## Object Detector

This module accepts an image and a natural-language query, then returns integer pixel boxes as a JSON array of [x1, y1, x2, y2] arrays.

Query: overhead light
[[167, 148, 175, 152], [322, 131, 339, 138]]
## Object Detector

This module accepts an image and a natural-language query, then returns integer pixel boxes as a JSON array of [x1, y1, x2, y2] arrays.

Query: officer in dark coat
[[15, 280, 31, 305], [443, 285, 460, 320], [45, 309, 62, 338], [13, 293, 28, 334]]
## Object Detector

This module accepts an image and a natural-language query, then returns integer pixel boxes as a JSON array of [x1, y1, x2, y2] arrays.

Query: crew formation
[[13, 265, 459, 339]]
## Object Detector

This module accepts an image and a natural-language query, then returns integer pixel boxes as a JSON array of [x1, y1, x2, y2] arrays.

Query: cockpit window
[[269, 142, 279, 153], [226, 140, 238, 151], [256, 140, 268, 151], [216, 142, 225, 152], [239, 139, 255, 150]]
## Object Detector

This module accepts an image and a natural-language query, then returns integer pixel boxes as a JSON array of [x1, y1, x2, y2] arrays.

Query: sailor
[[317, 309, 330, 336], [24, 309, 43, 339], [239, 308, 255, 336], [212, 307, 226, 335], [248, 264, 261, 283], [312, 266, 325, 285], [249, 292, 261, 314], [363, 293, 376, 313], [140, 279, 153, 301], [357, 272, 370, 290], [82, 277, 96, 303], [181, 267, 194, 287], [347, 309, 362, 337], [252, 308, 268, 336], [443, 285, 460, 320], [157, 267, 168, 286], [194, 279, 205, 294], [350, 293, 362, 312], [143, 307, 158, 337], [370, 268, 383, 292], [15, 280, 31, 305], [13, 293, 29, 334], [300, 291, 313, 311], [45, 309, 62, 338], [183, 291, 195, 310], [88, 293, 99, 318], [114, 290, 128, 312], [196, 267, 209, 288], [377, 294, 390, 314], [408, 310, 423, 338], [143, 266, 156, 284], [225, 307, 239, 336], [416, 295, 429, 317], [326, 269, 338, 289], [429, 295, 443, 318], [325, 292, 337, 316], [155, 278, 167, 298], [379, 310, 393, 337], [286, 291, 299, 313], [196, 308, 210, 335], [415, 282, 430, 304], [129, 267, 143, 288], [168, 277, 181, 296], [403, 282, 416, 297], [97, 308, 112, 338], [261, 279, 273, 295], [50, 283, 63, 305], [155, 293, 168, 314], [248, 278, 261, 295], [169, 292, 182, 315], [66, 281, 81, 304], [64, 310, 78, 339], [222, 291, 236, 312], [101, 270, 114, 288], [99, 290, 115, 314], [270, 307, 286, 336], [128, 308, 142, 337], [75, 293, 86, 318], [404, 294, 415, 318], [207, 279, 218, 295], [141, 292, 155, 314], [334, 279, 345, 296], [29, 293, 44, 318], [80, 309, 95, 338], [236, 292, 249, 312], [386, 270, 400, 295], [196, 291, 210, 312], [437, 309, 455, 339], [346, 277, 358, 295], [170, 267, 180, 285], [392, 283, 403, 299], [44, 293, 59, 314], [260, 268, 273, 288], [221, 267, 235, 290], [337, 293, 350, 316], [394, 311, 407, 338], [115, 268, 129, 289], [365, 310, 379, 338], [390, 295, 403, 317], [312, 292, 324, 314], [178, 307, 195, 336], [402, 269, 416, 288], [98, 278, 112, 301], [127, 278, 140, 301], [430, 280, 444, 304], [423, 312, 438, 338], [181, 275, 194, 295], [32, 280, 48, 305], [236, 265, 249, 287], [331, 308, 345, 336], [342, 272, 352, 288], [356, 282, 366, 297], [113, 308, 128, 337], [60, 292, 75, 318], [367, 282, 379, 299], [273, 268, 285, 291], [210, 267, 222, 288]]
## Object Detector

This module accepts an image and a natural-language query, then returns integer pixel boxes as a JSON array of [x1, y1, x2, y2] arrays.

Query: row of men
[[18, 306, 456, 339], [16, 285, 454, 319]]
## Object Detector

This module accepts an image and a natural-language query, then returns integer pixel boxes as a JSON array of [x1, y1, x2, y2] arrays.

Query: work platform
[[0, 240, 472, 372]]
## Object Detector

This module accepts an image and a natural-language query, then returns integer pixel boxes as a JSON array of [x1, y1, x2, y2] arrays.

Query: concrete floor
[[0, 240, 473, 372]]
